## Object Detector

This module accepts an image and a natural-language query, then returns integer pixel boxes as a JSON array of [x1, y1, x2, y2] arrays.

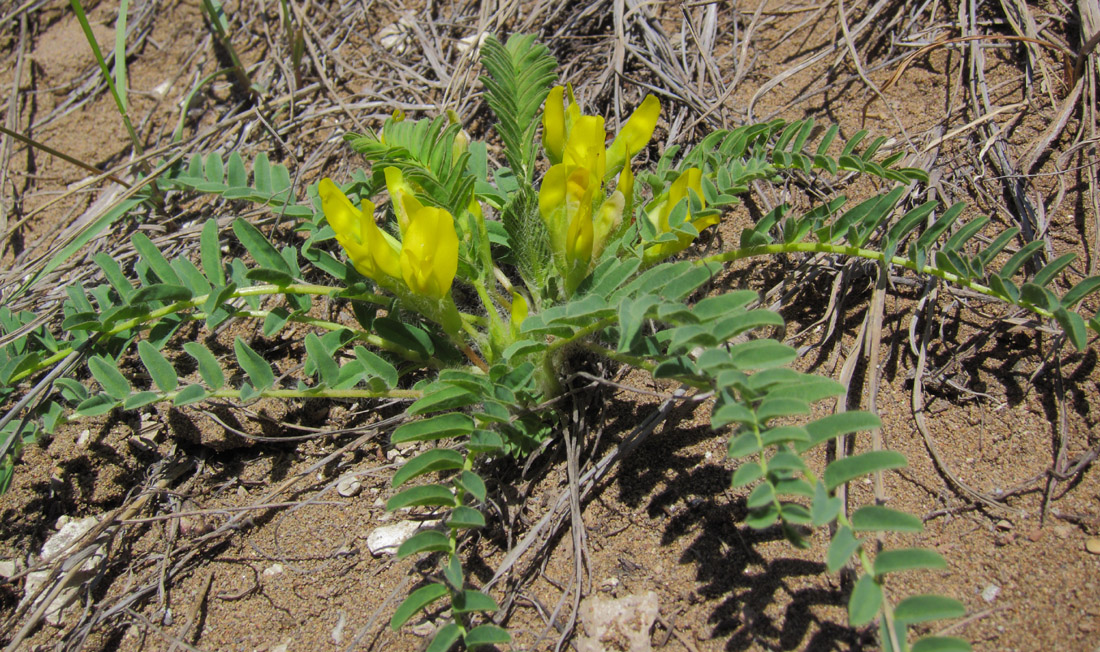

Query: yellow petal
[[539, 163, 572, 256], [606, 94, 660, 176], [542, 86, 565, 164], [564, 84, 582, 133], [563, 115, 606, 181], [566, 203, 593, 269], [319, 178, 361, 243], [383, 167, 422, 235], [592, 190, 624, 260], [400, 205, 458, 299]]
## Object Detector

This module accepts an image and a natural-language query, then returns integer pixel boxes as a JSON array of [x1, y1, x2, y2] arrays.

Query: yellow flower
[[605, 94, 660, 176], [319, 178, 401, 281], [643, 168, 717, 261], [400, 204, 459, 300], [543, 86, 660, 181]]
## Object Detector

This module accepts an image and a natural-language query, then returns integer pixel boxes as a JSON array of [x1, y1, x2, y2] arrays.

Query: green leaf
[[75, 393, 118, 416], [123, 391, 159, 410], [746, 482, 776, 509], [848, 573, 882, 626], [729, 339, 797, 370], [130, 284, 192, 305], [392, 449, 465, 488], [88, 355, 131, 400], [232, 219, 293, 277], [999, 240, 1044, 278], [443, 554, 464, 590], [827, 526, 862, 572], [409, 385, 479, 415], [132, 232, 181, 285], [911, 637, 972, 652], [386, 484, 456, 510], [1054, 308, 1088, 351], [396, 530, 451, 558], [745, 502, 780, 529], [374, 317, 434, 356], [183, 342, 225, 389], [200, 218, 225, 286], [823, 451, 907, 492], [455, 470, 486, 503], [425, 623, 462, 652], [392, 413, 474, 444], [799, 411, 882, 452], [894, 595, 966, 624], [467, 429, 505, 453], [811, 481, 842, 526], [1062, 276, 1100, 308], [732, 462, 763, 488], [873, 548, 947, 576], [851, 505, 924, 533], [464, 624, 511, 648], [453, 589, 499, 613], [1032, 252, 1076, 287], [390, 583, 448, 630], [173, 384, 208, 406], [304, 333, 339, 386], [447, 505, 486, 529], [233, 337, 275, 390], [728, 432, 761, 459], [354, 347, 398, 388], [137, 341, 178, 392]]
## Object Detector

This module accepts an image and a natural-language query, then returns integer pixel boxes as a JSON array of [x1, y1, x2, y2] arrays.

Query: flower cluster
[[539, 86, 659, 293], [319, 170, 458, 301], [642, 167, 713, 263]]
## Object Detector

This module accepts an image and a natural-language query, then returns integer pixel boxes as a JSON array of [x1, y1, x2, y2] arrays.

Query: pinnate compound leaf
[[386, 484, 456, 511], [911, 636, 973, 652], [390, 583, 448, 630], [873, 548, 947, 576], [88, 355, 130, 400], [464, 624, 511, 647], [848, 573, 882, 626], [823, 451, 907, 492], [392, 449, 465, 488], [425, 623, 461, 652], [827, 526, 862, 572], [392, 413, 474, 444], [234, 337, 275, 390], [396, 530, 451, 559], [137, 341, 178, 392], [894, 595, 966, 624], [851, 505, 923, 533]]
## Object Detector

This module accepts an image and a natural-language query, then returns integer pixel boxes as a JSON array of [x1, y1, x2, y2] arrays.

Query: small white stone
[[981, 583, 1000, 603], [76, 429, 90, 447], [366, 520, 440, 556], [263, 563, 284, 577], [0, 560, 16, 578], [336, 476, 362, 497], [455, 33, 488, 57]]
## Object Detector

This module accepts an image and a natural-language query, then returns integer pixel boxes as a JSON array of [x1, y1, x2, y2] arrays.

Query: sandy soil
[[1, 0, 1098, 650]]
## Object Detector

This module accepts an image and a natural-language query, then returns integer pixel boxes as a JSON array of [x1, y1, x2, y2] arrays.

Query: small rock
[[1055, 525, 1075, 539], [576, 591, 659, 652], [336, 476, 362, 497], [981, 584, 1000, 603], [995, 519, 1013, 530], [237, 485, 249, 498], [1026, 529, 1043, 542], [455, 32, 488, 57], [23, 515, 104, 626], [263, 563, 284, 577], [366, 520, 440, 556], [331, 611, 347, 644], [411, 620, 436, 637], [270, 639, 291, 652], [1085, 538, 1100, 555], [599, 577, 620, 591], [76, 429, 90, 447], [0, 560, 16, 578]]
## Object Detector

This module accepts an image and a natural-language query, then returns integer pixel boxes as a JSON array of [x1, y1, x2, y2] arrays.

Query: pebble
[[336, 476, 362, 497], [1026, 529, 1043, 543], [1055, 525, 1075, 539], [981, 583, 1000, 603], [995, 519, 1013, 530], [1085, 538, 1100, 555], [263, 563, 284, 577]]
